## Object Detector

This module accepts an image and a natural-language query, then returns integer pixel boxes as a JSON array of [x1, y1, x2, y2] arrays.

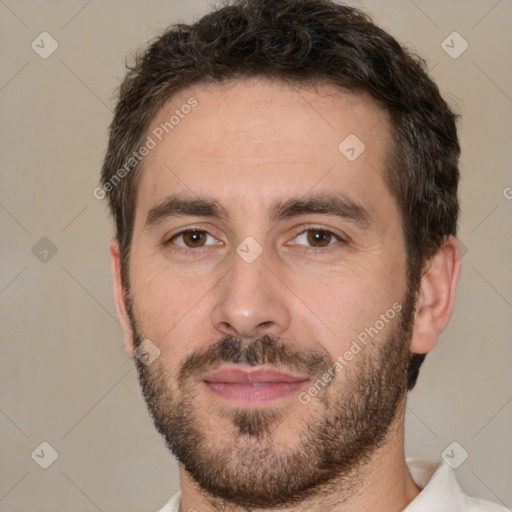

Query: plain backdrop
[[1, 0, 511, 510]]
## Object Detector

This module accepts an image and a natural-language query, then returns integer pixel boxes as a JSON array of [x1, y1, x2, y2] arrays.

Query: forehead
[[135, 78, 395, 223]]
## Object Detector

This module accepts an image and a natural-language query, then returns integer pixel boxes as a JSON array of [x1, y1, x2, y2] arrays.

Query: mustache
[[177, 334, 334, 387]]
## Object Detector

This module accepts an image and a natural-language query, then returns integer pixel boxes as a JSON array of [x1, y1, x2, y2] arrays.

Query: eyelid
[[163, 225, 224, 247], [173, 231, 217, 248], [286, 224, 349, 246], [161, 224, 348, 253]]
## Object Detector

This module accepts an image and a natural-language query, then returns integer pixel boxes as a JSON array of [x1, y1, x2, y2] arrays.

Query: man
[[100, 0, 508, 510]]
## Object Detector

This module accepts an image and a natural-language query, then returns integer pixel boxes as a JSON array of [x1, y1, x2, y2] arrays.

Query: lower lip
[[204, 381, 309, 403]]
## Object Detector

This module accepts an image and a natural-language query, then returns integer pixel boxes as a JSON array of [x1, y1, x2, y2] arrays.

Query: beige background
[[1, 0, 511, 510]]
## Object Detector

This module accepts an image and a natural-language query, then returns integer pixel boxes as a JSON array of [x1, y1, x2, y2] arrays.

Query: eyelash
[[164, 227, 221, 256], [164, 226, 347, 254], [287, 225, 347, 254]]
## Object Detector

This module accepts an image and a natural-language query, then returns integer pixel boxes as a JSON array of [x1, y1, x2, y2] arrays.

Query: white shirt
[[156, 458, 509, 511]]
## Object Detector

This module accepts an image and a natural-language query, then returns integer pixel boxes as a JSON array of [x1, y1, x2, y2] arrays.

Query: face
[[124, 79, 415, 508]]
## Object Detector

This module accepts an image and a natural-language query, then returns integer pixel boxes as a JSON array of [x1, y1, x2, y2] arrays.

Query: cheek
[[129, 262, 190, 339], [295, 280, 374, 344], [128, 254, 221, 362], [285, 264, 403, 355]]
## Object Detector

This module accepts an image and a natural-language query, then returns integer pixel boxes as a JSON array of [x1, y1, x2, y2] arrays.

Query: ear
[[409, 235, 461, 354], [110, 239, 135, 359]]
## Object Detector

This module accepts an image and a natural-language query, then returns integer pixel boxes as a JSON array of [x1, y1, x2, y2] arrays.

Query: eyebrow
[[144, 195, 229, 230], [270, 194, 371, 228], [144, 193, 371, 231]]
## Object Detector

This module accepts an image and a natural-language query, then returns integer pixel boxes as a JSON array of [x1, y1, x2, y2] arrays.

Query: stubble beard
[[130, 288, 415, 509]]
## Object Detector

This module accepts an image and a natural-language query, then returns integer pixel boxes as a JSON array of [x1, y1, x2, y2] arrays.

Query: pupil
[[186, 231, 205, 246], [308, 230, 331, 247]]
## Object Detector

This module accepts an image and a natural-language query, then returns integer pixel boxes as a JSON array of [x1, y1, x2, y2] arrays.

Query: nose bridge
[[211, 246, 290, 338]]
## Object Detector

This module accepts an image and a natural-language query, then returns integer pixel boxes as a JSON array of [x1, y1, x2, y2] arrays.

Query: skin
[[110, 78, 460, 511]]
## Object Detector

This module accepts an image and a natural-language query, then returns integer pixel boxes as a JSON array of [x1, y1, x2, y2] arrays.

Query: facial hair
[[129, 288, 415, 510]]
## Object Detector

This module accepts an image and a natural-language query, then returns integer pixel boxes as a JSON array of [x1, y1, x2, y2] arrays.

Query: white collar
[[157, 458, 508, 511], [404, 458, 508, 511]]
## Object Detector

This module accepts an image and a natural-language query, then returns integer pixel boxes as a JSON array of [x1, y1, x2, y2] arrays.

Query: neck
[[178, 402, 420, 512]]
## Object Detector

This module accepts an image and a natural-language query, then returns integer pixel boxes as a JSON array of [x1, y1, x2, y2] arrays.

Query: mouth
[[201, 366, 311, 404]]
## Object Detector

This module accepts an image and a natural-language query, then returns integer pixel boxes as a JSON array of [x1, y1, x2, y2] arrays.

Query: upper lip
[[202, 366, 310, 384]]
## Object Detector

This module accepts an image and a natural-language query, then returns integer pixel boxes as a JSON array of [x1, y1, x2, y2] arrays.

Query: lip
[[201, 366, 311, 404]]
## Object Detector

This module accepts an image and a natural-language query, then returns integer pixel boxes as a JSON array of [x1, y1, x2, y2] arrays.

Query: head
[[101, 0, 460, 507]]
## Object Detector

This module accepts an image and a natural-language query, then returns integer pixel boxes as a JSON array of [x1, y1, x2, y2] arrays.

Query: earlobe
[[109, 239, 135, 359], [409, 236, 461, 354]]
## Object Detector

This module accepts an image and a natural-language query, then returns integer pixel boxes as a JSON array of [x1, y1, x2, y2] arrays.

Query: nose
[[211, 249, 291, 340]]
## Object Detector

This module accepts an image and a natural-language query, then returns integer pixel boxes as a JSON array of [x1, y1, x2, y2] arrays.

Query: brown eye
[[306, 230, 334, 247], [173, 230, 212, 247]]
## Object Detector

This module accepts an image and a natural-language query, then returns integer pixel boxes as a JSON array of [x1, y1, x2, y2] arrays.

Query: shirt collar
[[405, 458, 475, 511], [158, 459, 502, 512]]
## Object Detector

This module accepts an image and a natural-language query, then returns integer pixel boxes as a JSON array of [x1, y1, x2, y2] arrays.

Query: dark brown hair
[[101, 0, 460, 390]]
